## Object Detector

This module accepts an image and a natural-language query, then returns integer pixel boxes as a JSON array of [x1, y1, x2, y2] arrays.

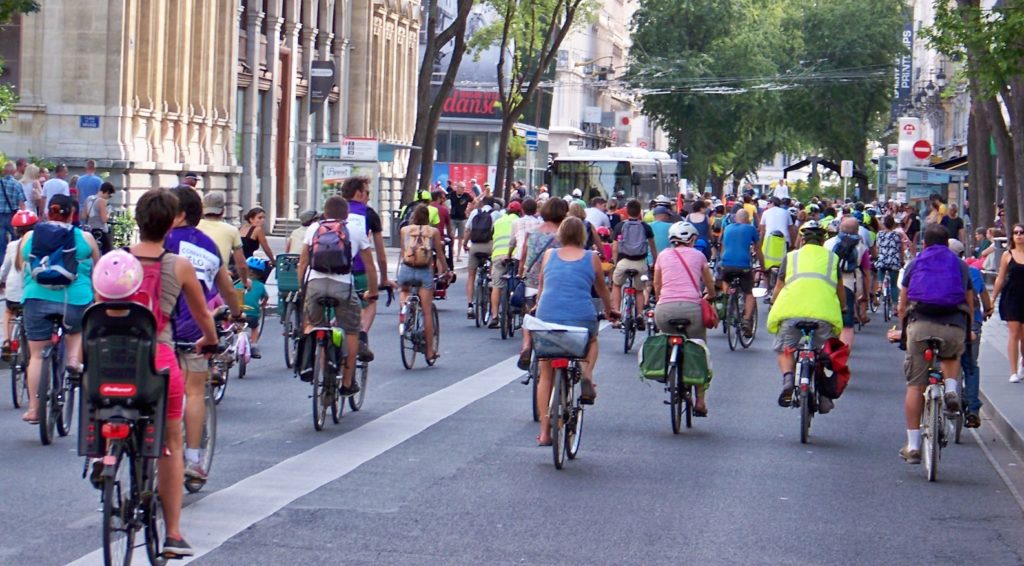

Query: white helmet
[[668, 221, 699, 245], [654, 194, 672, 206]]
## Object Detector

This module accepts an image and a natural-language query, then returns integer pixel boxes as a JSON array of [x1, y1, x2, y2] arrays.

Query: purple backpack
[[907, 245, 966, 315]]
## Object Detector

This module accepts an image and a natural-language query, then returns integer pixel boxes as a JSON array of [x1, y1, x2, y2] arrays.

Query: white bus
[[548, 147, 679, 204]]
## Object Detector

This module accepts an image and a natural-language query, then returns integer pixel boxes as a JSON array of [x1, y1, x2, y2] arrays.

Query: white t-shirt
[[773, 183, 790, 199], [42, 178, 69, 209], [1, 239, 24, 301], [760, 206, 793, 244], [303, 219, 371, 283], [584, 207, 611, 230]]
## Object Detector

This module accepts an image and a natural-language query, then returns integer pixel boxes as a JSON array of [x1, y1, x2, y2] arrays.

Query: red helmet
[[12, 210, 38, 228]]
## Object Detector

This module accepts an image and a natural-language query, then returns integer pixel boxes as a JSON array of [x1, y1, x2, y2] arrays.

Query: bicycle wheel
[[426, 305, 440, 367], [349, 360, 369, 411], [102, 454, 134, 566], [499, 291, 509, 340], [10, 342, 27, 408], [474, 282, 487, 328], [566, 373, 584, 460], [38, 357, 55, 445], [550, 370, 566, 469], [143, 488, 164, 564], [669, 363, 683, 435], [623, 296, 636, 354], [882, 288, 891, 322], [869, 293, 878, 313], [924, 396, 941, 482], [798, 362, 812, 444], [186, 386, 218, 494], [685, 385, 695, 429], [726, 295, 740, 351], [58, 371, 76, 437], [954, 407, 964, 445], [212, 359, 228, 405], [238, 351, 247, 379], [530, 352, 539, 423], [740, 296, 757, 349], [330, 349, 342, 424], [311, 343, 328, 431], [400, 304, 418, 370]]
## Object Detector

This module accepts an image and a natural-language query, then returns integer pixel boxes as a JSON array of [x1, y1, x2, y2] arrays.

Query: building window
[[436, 130, 449, 162], [0, 15, 22, 91]]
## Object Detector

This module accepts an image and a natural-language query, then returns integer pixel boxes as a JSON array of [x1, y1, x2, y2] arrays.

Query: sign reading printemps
[[894, 22, 913, 103], [440, 89, 502, 120]]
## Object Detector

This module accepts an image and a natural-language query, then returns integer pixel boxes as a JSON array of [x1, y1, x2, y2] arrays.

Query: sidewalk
[[978, 318, 1024, 454]]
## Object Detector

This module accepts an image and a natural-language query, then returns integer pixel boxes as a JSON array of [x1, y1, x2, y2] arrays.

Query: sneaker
[[899, 446, 921, 464], [1011, 373, 1021, 384], [965, 412, 981, 428], [742, 319, 753, 338], [777, 374, 795, 407], [517, 350, 532, 371], [249, 345, 261, 359], [817, 396, 834, 415], [339, 382, 361, 397], [163, 536, 195, 558], [184, 460, 208, 482], [1, 340, 10, 362], [636, 318, 646, 331], [297, 367, 314, 383], [357, 340, 375, 362], [467, 306, 475, 319], [944, 391, 962, 412], [487, 318, 500, 329], [88, 458, 104, 490], [580, 379, 597, 405]]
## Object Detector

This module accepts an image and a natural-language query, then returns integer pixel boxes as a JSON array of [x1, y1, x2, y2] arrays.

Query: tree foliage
[[0, 0, 39, 121]]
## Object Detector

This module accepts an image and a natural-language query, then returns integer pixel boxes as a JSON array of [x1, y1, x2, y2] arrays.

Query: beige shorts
[[467, 243, 493, 270], [904, 319, 966, 387], [613, 258, 648, 287], [303, 277, 362, 333], [177, 352, 209, 374]]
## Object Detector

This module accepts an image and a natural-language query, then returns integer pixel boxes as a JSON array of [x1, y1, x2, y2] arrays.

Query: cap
[[298, 210, 318, 226], [184, 171, 200, 180], [653, 206, 671, 216], [507, 201, 523, 214], [49, 194, 75, 216], [948, 239, 966, 257], [572, 188, 583, 197], [203, 190, 226, 215]]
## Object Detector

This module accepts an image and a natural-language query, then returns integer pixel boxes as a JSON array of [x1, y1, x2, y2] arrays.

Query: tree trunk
[[968, 99, 995, 230], [494, 118, 513, 202], [984, 97, 1018, 224]]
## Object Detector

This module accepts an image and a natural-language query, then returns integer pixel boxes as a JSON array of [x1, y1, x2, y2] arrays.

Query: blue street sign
[[79, 115, 100, 128], [525, 130, 538, 151]]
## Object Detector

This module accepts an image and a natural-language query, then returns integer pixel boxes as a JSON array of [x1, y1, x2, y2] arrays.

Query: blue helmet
[[246, 256, 270, 273]]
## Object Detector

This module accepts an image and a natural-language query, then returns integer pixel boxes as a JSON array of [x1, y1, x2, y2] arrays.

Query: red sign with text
[[448, 164, 489, 185], [912, 140, 932, 159]]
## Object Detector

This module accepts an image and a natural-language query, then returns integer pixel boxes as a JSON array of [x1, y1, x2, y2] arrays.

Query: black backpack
[[832, 234, 861, 274], [469, 211, 493, 243]]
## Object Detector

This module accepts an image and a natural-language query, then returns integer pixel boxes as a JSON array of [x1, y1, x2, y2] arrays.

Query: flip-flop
[[694, 406, 708, 417], [536, 435, 552, 447], [22, 413, 39, 424]]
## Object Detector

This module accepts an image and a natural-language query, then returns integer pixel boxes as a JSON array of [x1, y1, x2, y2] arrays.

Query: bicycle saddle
[[923, 337, 946, 348], [317, 297, 341, 308], [44, 313, 65, 324], [667, 318, 691, 333], [624, 269, 640, 277], [794, 321, 819, 332], [473, 252, 491, 261]]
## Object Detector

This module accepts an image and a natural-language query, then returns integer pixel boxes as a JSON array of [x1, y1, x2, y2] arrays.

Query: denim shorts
[[397, 264, 435, 290], [23, 299, 89, 340]]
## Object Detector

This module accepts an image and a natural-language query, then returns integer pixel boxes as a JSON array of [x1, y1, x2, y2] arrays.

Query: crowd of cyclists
[[0, 155, 1011, 559]]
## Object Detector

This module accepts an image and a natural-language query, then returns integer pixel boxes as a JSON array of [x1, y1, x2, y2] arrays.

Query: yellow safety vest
[[762, 232, 787, 269], [491, 213, 518, 259], [766, 244, 843, 336]]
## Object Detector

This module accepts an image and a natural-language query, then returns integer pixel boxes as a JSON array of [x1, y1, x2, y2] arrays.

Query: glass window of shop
[[450, 131, 489, 164], [435, 131, 450, 163]]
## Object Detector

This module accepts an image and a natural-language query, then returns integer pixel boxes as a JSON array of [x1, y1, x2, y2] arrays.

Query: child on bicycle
[[0, 210, 37, 358], [235, 256, 270, 359]]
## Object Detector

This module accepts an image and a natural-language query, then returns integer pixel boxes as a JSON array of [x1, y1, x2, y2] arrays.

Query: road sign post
[[840, 159, 853, 202]]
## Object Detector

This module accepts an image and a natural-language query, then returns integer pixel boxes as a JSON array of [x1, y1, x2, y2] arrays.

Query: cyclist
[[824, 217, 871, 347], [949, 238, 991, 429], [1, 209, 37, 356], [508, 198, 542, 266], [16, 194, 99, 423], [516, 198, 568, 370], [286, 210, 319, 253], [897, 224, 973, 464], [719, 209, 762, 337], [448, 182, 476, 263], [873, 215, 906, 306], [610, 199, 656, 328], [397, 204, 449, 362], [198, 190, 249, 289], [296, 195, 378, 395], [767, 220, 845, 411], [462, 197, 500, 319], [684, 199, 712, 260], [165, 186, 242, 482], [487, 200, 521, 329], [341, 176, 392, 362], [535, 217, 617, 445], [237, 257, 270, 358], [653, 221, 717, 416]]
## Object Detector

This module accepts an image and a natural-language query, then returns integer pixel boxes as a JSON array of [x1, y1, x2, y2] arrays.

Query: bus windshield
[[551, 160, 630, 200]]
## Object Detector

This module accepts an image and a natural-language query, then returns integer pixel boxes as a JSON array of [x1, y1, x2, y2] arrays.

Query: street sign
[[79, 115, 100, 129], [341, 137, 379, 161], [310, 61, 336, 103], [840, 160, 853, 178], [525, 130, 538, 151], [901, 122, 918, 139], [637, 138, 649, 149], [912, 140, 932, 159], [567, 140, 584, 147]]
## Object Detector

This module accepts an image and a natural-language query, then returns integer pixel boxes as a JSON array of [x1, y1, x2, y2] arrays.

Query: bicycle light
[[923, 349, 934, 362], [668, 336, 684, 346], [101, 422, 131, 440], [624, 287, 636, 296], [551, 359, 570, 369]]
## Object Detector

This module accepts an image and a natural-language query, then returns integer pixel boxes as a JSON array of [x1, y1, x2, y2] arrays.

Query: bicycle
[[921, 337, 955, 481], [724, 274, 756, 351], [306, 297, 370, 428], [662, 318, 696, 434], [9, 309, 28, 408], [80, 302, 171, 565], [499, 259, 524, 340], [175, 341, 224, 495], [620, 269, 642, 354], [399, 282, 440, 370], [763, 265, 779, 305], [37, 313, 76, 445], [642, 280, 658, 339], [791, 321, 823, 444], [472, 253, 492, 328], [275, 253, 302, 369], [208, 316, 248, 405], [531, 324, 589, 470], [879, 269, 895, 322], [520, 347, 540, 422]]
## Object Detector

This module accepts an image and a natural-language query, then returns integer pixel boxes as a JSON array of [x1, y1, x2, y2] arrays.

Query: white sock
[[907, 429, 922, 451], [944, 378, 958, 394], [185, 448, 200, 463]]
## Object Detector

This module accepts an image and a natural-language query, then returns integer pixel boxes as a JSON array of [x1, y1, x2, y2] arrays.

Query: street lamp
[[925, 80, 936, 96], [936, 70, 947, 88]]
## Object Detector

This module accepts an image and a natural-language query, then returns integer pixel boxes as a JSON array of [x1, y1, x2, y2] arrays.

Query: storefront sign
[[310, 61, 336, 103], [441, 89, 502, 120]]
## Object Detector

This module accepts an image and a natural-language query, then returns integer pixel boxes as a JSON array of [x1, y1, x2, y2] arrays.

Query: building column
[[279, 20, 301, 222], [295, 26, 317, 217], [241, 9, 264, 215], [258, 14, 283, 221]]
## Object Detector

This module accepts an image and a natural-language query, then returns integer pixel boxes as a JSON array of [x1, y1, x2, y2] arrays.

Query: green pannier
[[638, 334, 668, 382], [682, 339, 712, 386]]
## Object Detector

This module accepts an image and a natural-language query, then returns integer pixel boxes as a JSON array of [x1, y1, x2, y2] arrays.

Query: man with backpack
[[486, 201, 521, 328], [462, 197, 501, 319], [296, 195, 377, 396], [610, 199, 656, 325], [823, 217, 872, 348], [342, 177, 392, 362], [897, 224, 974, 464]]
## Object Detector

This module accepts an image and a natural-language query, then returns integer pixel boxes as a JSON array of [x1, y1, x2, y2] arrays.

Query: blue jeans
[[961, 326, 982, 413], [0, 212, 14, 246]]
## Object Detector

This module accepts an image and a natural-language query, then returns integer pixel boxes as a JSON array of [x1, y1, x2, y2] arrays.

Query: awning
[[932, 155, 967, 171], [378, 143, 420, 162]]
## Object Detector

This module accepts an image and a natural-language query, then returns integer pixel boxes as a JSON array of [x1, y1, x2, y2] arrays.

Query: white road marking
[[67, 355, 523, 565]]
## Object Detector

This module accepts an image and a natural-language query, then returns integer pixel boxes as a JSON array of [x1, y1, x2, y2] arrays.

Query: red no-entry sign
[[912, 140, 932, 159]]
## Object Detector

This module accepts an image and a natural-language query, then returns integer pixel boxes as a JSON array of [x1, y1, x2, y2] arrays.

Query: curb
[[980, 387, 1024, 456]]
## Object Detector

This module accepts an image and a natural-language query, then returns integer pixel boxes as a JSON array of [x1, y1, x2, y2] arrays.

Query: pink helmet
[[93, 250, 144, 300]]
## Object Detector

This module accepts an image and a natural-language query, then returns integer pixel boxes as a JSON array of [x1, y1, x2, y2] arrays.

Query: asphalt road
[[3, 284, 1024, 565]]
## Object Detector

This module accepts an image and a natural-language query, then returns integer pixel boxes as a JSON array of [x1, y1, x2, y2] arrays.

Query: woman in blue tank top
[[534, 217, 618, 446]]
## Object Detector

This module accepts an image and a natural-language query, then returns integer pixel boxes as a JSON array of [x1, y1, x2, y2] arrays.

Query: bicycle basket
[[275, 253, 302, 293], [524, 316, 590, 359], [81, 302, 167, 410]]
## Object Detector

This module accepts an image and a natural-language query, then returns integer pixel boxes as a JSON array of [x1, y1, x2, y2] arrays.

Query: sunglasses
[[1014, 230, 1024, 236]]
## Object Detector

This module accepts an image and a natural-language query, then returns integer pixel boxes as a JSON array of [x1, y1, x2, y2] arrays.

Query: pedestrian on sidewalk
[[992, 223, 1024, 383]]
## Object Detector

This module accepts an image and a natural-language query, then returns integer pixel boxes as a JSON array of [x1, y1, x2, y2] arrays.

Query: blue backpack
[[29, 222, 79, 288]]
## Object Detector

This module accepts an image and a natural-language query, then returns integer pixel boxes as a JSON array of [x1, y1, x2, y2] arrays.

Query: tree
[[401, 0, 475, 205], [0, 0, 39, 121], [473, 0, 594, 201], [928, 0, 1024, 225]]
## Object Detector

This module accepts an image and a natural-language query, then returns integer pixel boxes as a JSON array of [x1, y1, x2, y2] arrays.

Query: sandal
[[22, 411, 39, 424], [427, 353, 441, 363], [580, 379, 597, 405], [693, 404, 708, 417], [536, 435, 552, 447]]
